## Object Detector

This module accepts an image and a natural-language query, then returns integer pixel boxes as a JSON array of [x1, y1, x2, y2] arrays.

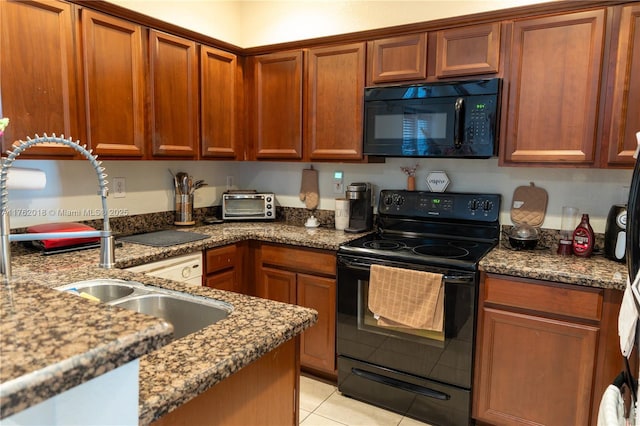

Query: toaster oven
[[222, 192, 276, 220]]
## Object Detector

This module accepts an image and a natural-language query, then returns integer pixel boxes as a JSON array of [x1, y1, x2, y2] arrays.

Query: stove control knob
[[482, 200, 494, 211], [468, 199, 480, 211], [383, 195, 394, 206], [395, 196, 405, 206]]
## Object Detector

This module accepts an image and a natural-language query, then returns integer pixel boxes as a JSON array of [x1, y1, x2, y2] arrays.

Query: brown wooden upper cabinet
[[0, 0, 80, 158], [304, 43, 365, 161], [501, 9, 606, 166], [250, 43, 365, 161], [200, 46, 242, 160], [251, 50, 304, 160], [149, 30, 199, 158], [435, 22, 501, 79], [367, 33, 427, 85], [80, 9, 146, 159], [603, 3, 640, 167]]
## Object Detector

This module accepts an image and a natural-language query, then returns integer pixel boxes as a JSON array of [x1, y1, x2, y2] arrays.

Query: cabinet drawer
[[484, 276, 603, 321], [260, 243, 336, 276], [206, 245, 237, 274]]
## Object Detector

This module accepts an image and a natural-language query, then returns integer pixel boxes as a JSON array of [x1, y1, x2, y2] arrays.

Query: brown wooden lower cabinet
[[151, 337, 300, 426], [256, 243, 337, 379], [204, 242, 248, 294], [473, 273, 624, 426]]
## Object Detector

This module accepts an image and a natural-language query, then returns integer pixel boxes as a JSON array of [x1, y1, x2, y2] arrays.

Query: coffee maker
[[345, 182, 373, 233]]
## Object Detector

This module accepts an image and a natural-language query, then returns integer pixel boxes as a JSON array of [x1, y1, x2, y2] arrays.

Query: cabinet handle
[[454, 97, 464, 149], [352, 368, 450, 400]]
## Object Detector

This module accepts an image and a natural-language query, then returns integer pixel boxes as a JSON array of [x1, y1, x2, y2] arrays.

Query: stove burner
[[412, 244, 469, 258], [450, 241, 479, 249], [363, 240, 406, 250]]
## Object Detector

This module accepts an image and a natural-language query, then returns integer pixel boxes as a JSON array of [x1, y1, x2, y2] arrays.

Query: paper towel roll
[[7, 167, 46, 190]]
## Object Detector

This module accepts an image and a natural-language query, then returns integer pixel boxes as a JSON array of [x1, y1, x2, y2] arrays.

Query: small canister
[[335, 198, 350, 231], [175, 193, 194, 225]]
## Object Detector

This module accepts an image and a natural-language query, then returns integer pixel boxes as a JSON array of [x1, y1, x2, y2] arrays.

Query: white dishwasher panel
[[127, 252, 203, 285]]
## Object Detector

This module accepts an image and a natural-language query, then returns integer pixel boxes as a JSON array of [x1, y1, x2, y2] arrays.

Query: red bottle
[[572, 214, 594, 257]]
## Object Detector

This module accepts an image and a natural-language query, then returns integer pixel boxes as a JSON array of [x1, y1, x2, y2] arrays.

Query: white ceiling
[[107, 0, 556, 47]]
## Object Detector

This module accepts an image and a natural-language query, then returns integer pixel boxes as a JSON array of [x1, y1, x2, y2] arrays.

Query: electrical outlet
[[113, 177, 126, 198], [226, 176, 234, 190]]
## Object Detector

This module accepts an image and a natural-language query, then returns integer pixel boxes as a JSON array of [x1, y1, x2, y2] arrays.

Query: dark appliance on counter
[[363, 78, 501, 158], [605, 204, 628, 262], [337, 190, 501, 426], [344, 182, 373, 233]]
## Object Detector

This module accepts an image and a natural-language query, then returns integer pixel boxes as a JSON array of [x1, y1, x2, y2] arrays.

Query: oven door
[[336, 254, 477, 389]]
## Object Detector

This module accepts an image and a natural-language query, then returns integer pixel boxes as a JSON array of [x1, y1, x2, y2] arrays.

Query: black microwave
[[363, 78, 501, 158]]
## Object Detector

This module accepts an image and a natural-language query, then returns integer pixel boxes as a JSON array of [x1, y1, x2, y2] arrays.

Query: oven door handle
[[352, 368, 451, 401], [338, 258, 474, 283]]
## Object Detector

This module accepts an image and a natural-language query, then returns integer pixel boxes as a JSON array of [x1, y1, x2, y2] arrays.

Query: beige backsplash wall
[[7, 158, 632, 233]]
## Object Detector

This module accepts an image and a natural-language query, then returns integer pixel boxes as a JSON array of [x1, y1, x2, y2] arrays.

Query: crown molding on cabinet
[[70, 0, 635, 56]]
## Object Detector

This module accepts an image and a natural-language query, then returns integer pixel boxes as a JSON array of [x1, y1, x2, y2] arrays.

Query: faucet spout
[[0, 134, 115, 281]]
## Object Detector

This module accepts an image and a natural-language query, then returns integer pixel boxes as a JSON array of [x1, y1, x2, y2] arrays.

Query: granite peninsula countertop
[[1, 222, 363, 424], [1, 220, 628, 423]]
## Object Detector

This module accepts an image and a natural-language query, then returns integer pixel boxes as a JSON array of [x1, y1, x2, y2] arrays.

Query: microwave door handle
[[454, 97, 464, 149]]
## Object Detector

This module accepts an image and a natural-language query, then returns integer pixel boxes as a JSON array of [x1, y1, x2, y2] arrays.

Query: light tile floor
[[299, 374, 433, 426]]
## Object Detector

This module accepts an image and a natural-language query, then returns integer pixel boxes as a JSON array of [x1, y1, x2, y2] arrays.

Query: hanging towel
[[597, 385, 626, 426], [619, 269, 640, 357], [299, 167, 319, 210], [368, 264, 444, 332]]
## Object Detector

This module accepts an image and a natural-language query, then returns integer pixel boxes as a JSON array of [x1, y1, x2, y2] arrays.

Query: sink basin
[[111, 293, 231, 340], [56, 278, 233, 341], [56, 279, 147, 302]]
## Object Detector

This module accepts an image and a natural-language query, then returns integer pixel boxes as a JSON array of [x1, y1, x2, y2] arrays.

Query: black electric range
[[336, 190, 501, 426]]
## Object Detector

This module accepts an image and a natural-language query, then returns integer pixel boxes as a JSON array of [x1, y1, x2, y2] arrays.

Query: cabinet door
[[200, 46, 241, 159], [80, 9, 145, 158], [502, 10, 605, 165], [257, 266, 297, 304], [252, 51, 303, 160], [0, 0, 79, 157], [205, 270, 236, 293], [149, 30, 198, 158], [435, 22, 500, 78], [297, 273, 336, 374], [305, 43, 365, 161], [367, 33, 427, 85], [474, 308, 598, 425], [604, 4, 640, 166]]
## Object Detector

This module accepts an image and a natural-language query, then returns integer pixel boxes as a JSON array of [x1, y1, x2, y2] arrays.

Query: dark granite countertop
[[480, 241, 628, 291], [2, 220, 626, 423], [1, 222, 364, 423]]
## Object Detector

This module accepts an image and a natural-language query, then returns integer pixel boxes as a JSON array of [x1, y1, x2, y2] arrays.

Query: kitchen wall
[[6, 0, 633, 233], [8, 158, 632, 233], [108, 0, 556, 48]]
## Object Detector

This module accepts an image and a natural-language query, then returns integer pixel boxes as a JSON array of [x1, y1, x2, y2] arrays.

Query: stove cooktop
[[339, 233, 496, 270], [338, 190, 502, 270]]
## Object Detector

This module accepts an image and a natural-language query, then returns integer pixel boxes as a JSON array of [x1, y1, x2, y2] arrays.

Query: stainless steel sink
[[55, 279, 232, 340], [56, 279, 148, 302], [111, 293, 230, 340]]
